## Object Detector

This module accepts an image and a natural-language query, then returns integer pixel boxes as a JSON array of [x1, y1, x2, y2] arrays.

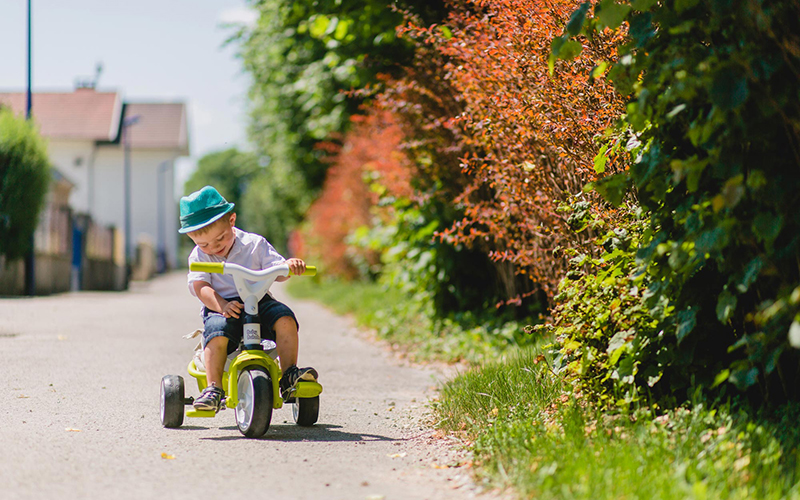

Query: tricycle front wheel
[[292, 396, 319, 427], [235, 367, 273, 438]]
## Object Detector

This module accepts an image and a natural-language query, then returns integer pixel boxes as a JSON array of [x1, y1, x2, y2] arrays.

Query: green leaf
[[720, 174, 745, 209], [736, 256, 764, 293], [790, 321, 800, 348], [676, 308, 697, 344], [309, 15, 330, 39], [711, 369, 730, 388], [592, 173, 629, 206], [594, 145, 609, 173], [729, 367, 759, 389], [591, 61, 610, 79], [716, 290, 737, 323], [752, 212, 783, 245], [629, 12, 654, 47], [566, 2, 591, 36], [666, 104, 687, 118], [631, 0, 658, 10], [607, 329, 632, 356], [675, 0, 701, 13], [747, 170, 767, 190], [557, 40, 583, 60], [597, 0, 632, 30], [711, 66, 749, 110]]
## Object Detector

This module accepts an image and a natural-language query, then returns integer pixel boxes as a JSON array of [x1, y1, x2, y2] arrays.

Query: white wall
[[82, 145, 181, 269], [46, 139, 96, 213]]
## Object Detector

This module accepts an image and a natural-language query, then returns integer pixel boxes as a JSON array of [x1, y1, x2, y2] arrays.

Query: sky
[[0, 0, 258, 195]]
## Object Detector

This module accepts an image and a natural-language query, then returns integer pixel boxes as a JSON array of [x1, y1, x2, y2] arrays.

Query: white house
[[0, 88, 190, 272]]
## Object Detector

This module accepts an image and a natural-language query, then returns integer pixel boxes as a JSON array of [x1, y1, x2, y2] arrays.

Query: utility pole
[[122, 114, 140, 279], [24, 0, 35, 296]]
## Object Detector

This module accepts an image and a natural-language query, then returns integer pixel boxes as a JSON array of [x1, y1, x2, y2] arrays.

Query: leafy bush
[[377, 0, 625, 303], [232, 0, 448, 250], [298, 111, 412, 278], [538, 202, 680, 405], [0, 108, 51, 260], [555, 0, 800, 401]]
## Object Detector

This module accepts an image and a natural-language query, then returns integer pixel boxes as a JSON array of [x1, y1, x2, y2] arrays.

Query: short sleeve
[[259, 238, 285, 270], [186, 246, 211, 297]]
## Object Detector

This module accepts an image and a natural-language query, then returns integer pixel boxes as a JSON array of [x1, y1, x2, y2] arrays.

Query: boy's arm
[[192, 281, 243, 319]]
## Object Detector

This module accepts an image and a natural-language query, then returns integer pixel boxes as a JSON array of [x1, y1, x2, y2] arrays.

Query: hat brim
[[178, 203, 234, 234]]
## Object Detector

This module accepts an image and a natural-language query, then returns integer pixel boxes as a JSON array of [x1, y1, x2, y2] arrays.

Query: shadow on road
[[196, 423, 396, 443]]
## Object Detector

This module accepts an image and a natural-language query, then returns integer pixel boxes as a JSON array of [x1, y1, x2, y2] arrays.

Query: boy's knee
[[205, 334, 228, 350], [273, 316, 299, 334]]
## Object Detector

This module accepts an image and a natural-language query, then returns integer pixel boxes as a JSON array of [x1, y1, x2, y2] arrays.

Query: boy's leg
[[257, 297, 317, 399], [274, 316, 298, 371], [195, 311, 236, 411], [203, 335, 229, 388]]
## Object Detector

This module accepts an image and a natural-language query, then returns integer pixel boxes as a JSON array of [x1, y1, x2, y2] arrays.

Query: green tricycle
[[160, 261, 322, 438]]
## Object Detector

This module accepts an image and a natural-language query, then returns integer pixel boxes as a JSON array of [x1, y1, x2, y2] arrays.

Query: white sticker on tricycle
[[244, 324, 261, 342]]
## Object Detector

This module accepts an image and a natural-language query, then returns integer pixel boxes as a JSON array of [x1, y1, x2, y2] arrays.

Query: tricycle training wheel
[[292, 396, 319, 427], [160, 375, 185, 428], [235, 367, 273, 438]]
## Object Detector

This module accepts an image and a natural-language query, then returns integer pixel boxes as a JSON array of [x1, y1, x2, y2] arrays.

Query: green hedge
[[0, 108, 51, 260], [550, 0, 800, 404]]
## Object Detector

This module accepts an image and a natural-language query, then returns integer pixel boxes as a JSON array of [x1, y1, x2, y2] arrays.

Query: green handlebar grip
[[190, 262, 225, 274], [300, 265, 316, 276]]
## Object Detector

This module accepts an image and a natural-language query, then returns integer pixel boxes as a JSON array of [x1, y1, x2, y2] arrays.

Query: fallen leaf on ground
[[388, 452, 407, 458], [17, 395, 29, 399], [65, 428, 81, 432], [161, 453, 176, 460]]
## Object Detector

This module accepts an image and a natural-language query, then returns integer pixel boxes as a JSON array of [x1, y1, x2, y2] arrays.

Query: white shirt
[[187, 227, 285, 299]]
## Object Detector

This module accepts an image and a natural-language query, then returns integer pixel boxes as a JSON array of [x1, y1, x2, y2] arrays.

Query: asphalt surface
[[0, 272, 489, 500]]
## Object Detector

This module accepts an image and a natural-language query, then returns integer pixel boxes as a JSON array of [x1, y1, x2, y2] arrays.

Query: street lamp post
[[156, 160, 172, 273], [24, 0, 35, 296], [121, 114, 140, 278]]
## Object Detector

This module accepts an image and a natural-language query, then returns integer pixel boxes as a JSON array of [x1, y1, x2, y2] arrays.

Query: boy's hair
[[188, 212, 234, 237]]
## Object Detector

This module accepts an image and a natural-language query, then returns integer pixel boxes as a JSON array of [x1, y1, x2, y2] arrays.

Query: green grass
[[437, 347, 800, 499], [287, 277, 536, 364], [289, 276, 800, 499]]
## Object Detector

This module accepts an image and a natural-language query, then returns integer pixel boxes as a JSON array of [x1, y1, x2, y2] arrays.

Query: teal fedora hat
[[178, 186, 235, 234]]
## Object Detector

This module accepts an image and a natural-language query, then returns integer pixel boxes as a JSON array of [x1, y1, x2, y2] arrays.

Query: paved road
[[0, 272, 485, 500]]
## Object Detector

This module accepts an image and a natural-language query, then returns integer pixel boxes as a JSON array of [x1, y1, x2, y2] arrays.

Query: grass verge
[[288, 277, 800, 499], [287, 277, 535, 364], [437, 347, 800, 499]]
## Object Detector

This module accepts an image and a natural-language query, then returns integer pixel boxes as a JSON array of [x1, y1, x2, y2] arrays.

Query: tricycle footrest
[[294, 381, 323, 399], [186, 409, 216, 418]]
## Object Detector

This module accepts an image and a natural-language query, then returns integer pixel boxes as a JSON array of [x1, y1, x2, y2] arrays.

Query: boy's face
[[189, 213, 237, 258]]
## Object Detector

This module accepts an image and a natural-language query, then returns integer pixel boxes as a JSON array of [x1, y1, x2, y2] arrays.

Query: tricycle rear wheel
[[160, 375, 185, 428], [235, 367, 273, 438]]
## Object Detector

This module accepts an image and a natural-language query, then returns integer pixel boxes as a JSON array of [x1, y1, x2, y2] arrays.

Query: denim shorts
[[202, 296, 298, 355]]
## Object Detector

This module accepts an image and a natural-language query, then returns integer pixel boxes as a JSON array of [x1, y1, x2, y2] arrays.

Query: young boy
[[179, 185, 318, 411]]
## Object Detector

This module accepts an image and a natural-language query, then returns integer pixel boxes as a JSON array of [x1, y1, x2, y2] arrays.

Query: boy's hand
[[286, 258, 306, 276], [221, 300, 243, 319]]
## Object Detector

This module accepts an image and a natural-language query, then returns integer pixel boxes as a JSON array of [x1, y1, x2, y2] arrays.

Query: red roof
[[0, 89, 121, 141], [124, 102, 189, 154]]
